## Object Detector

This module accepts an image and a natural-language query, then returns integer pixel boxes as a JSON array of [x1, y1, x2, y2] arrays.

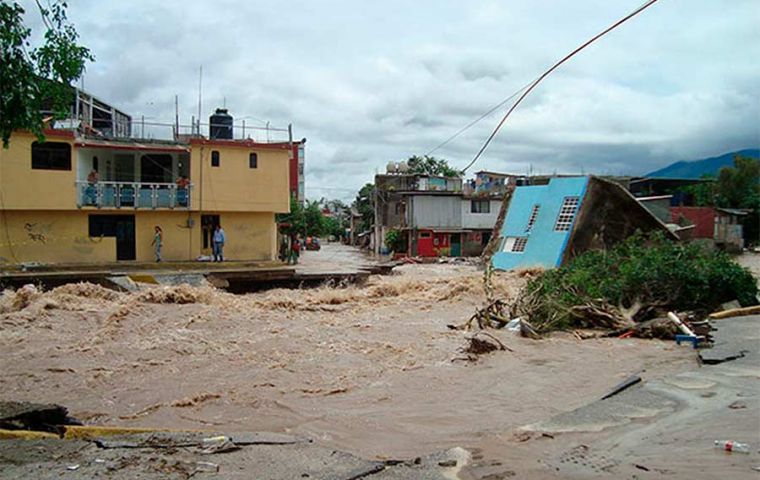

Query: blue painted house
[[491, 176, 675, 271]]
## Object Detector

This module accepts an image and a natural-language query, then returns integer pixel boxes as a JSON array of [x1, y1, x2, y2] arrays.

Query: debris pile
[[467, 233, 758, 339]]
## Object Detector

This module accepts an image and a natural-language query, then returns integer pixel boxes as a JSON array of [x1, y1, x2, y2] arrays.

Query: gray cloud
[[28, 0, 760, 201]]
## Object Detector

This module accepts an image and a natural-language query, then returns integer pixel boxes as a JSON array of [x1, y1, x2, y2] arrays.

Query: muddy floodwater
[[0, 261, 695, 460]]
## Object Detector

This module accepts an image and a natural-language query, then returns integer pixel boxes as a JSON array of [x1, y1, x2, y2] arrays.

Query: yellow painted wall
[[0, 132, 77, 210], [0, 210, 115, 264], [206, 211, 277, 261], [0, 210, 277, 265], [190, 142, 290, 214]]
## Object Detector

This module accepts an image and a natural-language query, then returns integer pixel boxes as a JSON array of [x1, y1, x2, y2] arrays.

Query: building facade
[[0, 131, 293, 265], [374, 173, 502, 257], [490, 176, 676, 271]]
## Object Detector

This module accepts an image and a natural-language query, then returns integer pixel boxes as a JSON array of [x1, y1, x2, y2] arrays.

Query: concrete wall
[[563, 177, 678, 264], [492, 177, 589, 270], [409, 195, 462, 229], [190, 140, 290, 214], [671, 207, 715, 239], [461, 198, 501, 229], [0, 210, 276, 265], [0, 131, 77, 210]]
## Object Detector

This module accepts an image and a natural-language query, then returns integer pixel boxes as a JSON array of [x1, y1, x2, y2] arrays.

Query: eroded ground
[[0, 257, 695, 464]]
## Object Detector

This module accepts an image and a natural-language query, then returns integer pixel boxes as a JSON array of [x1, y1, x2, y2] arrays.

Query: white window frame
[[554, 196, 580, 232]]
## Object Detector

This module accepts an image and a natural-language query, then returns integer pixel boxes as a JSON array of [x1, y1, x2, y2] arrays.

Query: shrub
[[514, 232, 757, 332]]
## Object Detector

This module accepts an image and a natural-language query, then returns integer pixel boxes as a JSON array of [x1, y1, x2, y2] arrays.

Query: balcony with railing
[[76, 181, 193, 209]]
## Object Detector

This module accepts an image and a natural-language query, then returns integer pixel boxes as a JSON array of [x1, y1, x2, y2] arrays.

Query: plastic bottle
[[714, 440, 750, 453]]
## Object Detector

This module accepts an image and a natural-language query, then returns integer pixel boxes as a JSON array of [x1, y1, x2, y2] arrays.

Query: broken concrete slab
[[0, 433, 459, 479], [152, 274, 210, 288], [0, 401, 80, 434], [104, 275, 138, 292], [521, 315, 760, 479], [699, 316, 759, 365]]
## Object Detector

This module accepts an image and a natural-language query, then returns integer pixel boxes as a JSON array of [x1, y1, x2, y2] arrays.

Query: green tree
[[353, 183, 375, 233], [277, 198, 328, 237], [716, 155, 760, 209], [304, 199, 326, 236], [406, 155, 462, 178], [1, 1, 94, 147]]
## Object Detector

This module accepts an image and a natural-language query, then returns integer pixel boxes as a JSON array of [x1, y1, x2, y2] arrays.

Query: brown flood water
[[0, 264, 694, 460]]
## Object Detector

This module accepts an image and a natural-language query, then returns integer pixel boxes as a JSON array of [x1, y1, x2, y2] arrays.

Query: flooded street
[[0, 245, 696, 461]]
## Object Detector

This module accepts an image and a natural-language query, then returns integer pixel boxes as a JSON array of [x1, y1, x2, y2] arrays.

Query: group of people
[[150, 224, 226, 263]]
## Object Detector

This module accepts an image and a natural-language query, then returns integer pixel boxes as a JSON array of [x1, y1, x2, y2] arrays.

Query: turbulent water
[[0, 264, 693, 459]]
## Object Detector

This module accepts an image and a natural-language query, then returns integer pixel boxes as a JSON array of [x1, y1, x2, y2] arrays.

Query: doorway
[[202, 214, 220, 253], [89, 214, 136, 261], [450, 233, 461, 257]]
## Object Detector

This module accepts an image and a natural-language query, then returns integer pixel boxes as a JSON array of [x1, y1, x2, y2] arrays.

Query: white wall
[[462, 198, 501, 229]]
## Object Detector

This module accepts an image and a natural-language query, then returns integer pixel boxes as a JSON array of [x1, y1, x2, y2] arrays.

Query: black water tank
[[209, 108, 233, 139]]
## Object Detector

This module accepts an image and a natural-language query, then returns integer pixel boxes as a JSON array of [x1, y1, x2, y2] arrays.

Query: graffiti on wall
[[24, 222, 50, 244]]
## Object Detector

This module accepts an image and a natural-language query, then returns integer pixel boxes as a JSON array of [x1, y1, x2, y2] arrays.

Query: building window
[[31, 141, 71, 170], [525, 204, 540, 232], [501, 236, 527, 253], [211, 151, 220, 167], [471, 199, 490, 214], [249, 152, 258, 168], [554, 196, 580, 231]]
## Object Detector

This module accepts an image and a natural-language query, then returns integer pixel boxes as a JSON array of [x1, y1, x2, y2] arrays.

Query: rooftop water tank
[[209, 108, 233, 140]]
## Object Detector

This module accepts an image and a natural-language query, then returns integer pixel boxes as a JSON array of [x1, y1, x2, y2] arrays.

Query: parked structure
[[0, 96, 302, 264], [670, 206, 747, 252], [489, 176, 676, 270], [374, 173, 503, 257]]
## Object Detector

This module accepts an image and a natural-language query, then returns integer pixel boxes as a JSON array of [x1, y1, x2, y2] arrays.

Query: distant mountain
[[646, 149, 760, 179]]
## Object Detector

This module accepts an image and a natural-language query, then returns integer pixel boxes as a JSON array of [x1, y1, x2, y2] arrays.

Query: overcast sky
[[24, 0, 760, 201]]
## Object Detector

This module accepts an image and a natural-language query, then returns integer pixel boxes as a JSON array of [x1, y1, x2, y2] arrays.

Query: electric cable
[[461, 0, 661, 173]]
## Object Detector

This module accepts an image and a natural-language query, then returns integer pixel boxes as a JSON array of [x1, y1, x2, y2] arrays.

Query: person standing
[[288, 235, 301, 265], [213, 224, 226, 262], [151, 226, 163, 262]]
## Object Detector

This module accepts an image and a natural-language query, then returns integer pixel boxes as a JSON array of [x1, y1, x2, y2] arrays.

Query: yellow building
[[0, 130, 293, 265]]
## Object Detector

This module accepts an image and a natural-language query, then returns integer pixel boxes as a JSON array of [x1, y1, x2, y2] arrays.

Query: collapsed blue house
[[490, 176, 675, 271]]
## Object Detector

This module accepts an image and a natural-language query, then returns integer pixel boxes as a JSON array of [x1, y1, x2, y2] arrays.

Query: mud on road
[[0, 263, 694, 461]]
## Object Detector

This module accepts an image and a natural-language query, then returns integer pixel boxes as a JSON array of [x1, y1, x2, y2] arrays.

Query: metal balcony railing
[[76, 181, 192, 209]]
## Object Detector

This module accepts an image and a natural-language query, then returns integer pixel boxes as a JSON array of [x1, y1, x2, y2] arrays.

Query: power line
[[461, 0, 661, 173], [425, 80, 534, 156]]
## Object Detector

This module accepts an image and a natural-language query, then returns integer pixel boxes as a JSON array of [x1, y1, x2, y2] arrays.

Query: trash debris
[[194, 461, 220, 473], [505, 318, 521, 331], [714, 440, 750, 453], [200, 435, 241, 454], [67, 464, 80, 471], [600, 375, 642, 400]]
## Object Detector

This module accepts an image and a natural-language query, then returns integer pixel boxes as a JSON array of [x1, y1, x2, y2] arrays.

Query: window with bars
[[501, 236, 528, 253], [525, 204, 540, 232], [554, 196, 580, 231]]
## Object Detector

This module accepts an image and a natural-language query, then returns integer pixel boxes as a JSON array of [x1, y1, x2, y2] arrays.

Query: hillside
[[646, 149, 760, 178]]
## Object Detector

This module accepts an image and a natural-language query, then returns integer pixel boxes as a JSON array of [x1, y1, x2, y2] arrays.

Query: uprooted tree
[[478, 232, 757, 335]]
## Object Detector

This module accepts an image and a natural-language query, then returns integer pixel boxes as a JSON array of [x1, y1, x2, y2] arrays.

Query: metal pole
[[141, 115, 144, 138]]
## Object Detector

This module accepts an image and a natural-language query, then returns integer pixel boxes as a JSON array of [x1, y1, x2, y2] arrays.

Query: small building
[[489, 176, 676, 271], [670, 206, 748, 252], [374, 173, 503, 257], [636, 195, 673, 224]]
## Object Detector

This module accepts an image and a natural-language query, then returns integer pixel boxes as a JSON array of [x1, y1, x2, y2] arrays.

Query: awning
[[75, 138, 190, 153]]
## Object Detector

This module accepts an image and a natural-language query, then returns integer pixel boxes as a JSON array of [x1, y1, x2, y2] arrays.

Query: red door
[[418, 230, 434, 257]]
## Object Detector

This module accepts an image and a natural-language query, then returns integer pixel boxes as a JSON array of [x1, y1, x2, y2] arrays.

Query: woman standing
[[151, 226, 163, 262]]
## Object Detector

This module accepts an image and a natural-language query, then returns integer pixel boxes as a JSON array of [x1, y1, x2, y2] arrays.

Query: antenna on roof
[[197, 65, 203, 136]]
